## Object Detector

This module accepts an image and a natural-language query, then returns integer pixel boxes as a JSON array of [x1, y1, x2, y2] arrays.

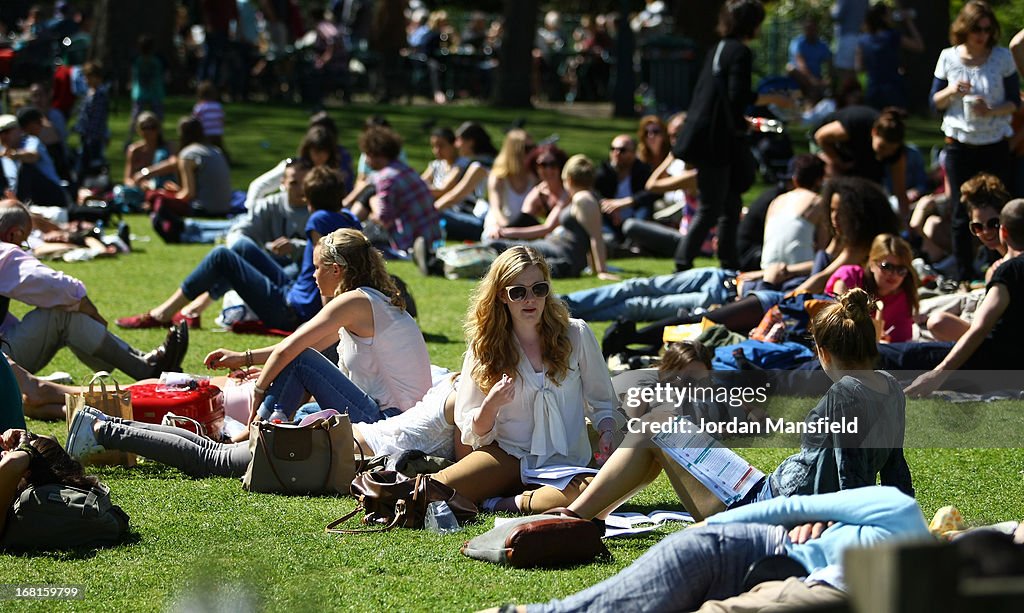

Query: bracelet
[[245, 349, 253, 369], [253, 384, 266, 396]]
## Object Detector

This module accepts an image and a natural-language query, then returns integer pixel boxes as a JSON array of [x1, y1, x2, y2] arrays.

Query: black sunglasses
[[537, 159, 559, 168], [971, 24, 993, 33], [876, 261, 909, 276], [610, 146, 632, 153], [970, 218, 1000, 235], [505, 282, 550, 302]]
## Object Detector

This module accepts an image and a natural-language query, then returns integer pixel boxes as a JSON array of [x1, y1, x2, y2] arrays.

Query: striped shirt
[[192, 100, 225, 137]]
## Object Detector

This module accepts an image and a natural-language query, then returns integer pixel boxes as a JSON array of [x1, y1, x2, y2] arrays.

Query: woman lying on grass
[[432, 246, 621, 513], [1, 429, 101, 535], [65, 375, 467, 478], [550, 288, 912, 522]]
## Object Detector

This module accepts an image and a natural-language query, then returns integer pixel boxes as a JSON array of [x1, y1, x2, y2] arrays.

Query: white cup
[[963, 95, 983, 121]]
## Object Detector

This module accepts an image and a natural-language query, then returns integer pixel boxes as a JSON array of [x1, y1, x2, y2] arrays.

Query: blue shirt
[[286, 209, 361, 322], [708, 486, 929, 590], [789, 35, 832, 78]]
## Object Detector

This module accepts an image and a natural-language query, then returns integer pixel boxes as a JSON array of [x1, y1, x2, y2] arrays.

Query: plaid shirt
[[373, 160, 440, 251]]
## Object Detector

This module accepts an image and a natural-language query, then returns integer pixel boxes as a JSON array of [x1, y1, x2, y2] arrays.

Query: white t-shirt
[[337, 287, 432, 412], [933, 45, 1016, 145], [356, 375, 457, 459]]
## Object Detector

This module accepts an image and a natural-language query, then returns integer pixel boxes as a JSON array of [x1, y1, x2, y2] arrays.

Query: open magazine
[[603, 510, 694, 538], [651, 418, 765, 507]]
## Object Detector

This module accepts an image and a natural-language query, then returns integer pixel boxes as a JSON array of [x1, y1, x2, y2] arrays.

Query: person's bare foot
[[19, 370, 75, 409]]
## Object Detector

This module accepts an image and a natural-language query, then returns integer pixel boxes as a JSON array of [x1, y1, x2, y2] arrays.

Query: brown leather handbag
[[461, 514, 611, 568], [325, 471, 477, 533]]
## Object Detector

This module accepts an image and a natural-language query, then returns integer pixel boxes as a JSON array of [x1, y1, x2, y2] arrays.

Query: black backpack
[[1, 483, 130, 550]]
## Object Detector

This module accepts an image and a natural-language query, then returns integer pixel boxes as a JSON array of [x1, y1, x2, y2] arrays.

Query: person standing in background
[[931, 1, 1019, 283], [831, 0, 868, 87]]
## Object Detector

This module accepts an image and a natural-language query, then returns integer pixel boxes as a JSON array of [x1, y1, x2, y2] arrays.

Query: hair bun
[[839, 287, 872, 322]]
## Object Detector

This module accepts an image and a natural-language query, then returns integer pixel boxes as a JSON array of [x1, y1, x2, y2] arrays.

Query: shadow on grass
[[4, 531, 143, 560], [423, 332, 454, 344]]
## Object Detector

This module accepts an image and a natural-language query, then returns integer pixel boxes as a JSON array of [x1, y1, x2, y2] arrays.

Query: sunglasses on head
[[970, 218, 1000, 235], [505, 281, 550, 302], [876, 261, 909, 276]]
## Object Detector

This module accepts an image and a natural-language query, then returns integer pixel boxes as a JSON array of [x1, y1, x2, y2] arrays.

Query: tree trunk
[[672, 0, 724, 52], [90, 0, 178, 95], [902, 0, 950, 115], [492, 0, 539, 108]]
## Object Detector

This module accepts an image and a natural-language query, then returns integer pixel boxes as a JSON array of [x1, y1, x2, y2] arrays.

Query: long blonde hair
[[867, 233, 919, 313], [319, 228, 406, 310], [466, 246, 571, 392], [491, 129, 531, 180]]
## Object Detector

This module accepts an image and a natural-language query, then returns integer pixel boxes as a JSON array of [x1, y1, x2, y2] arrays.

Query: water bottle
[[432, 218, 447, 252], [269, 404, 290, 424], [424, 500, 462, 534]]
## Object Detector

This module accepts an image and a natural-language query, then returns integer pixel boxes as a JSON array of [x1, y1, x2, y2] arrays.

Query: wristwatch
[[140, 167, 151, 177]]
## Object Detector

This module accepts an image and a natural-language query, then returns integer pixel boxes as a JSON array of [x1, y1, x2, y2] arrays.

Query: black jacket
[[594, 160, 658, 219]]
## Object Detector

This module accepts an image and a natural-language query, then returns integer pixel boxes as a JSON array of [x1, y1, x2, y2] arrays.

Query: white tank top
[[760, 214, 816, 269], [336, 287, 432, 411]]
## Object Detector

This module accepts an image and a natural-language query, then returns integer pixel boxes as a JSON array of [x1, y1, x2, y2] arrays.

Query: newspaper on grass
[[652, 417, 765, 507]]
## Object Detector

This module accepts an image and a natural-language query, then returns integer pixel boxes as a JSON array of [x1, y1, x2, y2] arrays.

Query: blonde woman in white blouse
[[433, 246, 621, 513]]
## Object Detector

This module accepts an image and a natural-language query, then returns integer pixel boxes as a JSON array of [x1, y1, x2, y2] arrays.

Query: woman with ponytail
[[545, 288, 912, 522]]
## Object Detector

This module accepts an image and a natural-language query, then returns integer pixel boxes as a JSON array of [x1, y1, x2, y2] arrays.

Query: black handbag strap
[[256, 426, 295, 494]]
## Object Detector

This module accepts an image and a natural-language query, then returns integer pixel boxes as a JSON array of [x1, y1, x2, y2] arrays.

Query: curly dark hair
[[821, 176, 900, 249], [24, 435, 99, 491], [717, 0, 766, 40]]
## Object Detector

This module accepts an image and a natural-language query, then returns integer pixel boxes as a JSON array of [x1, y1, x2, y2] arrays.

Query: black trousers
[[944, 139, 1011, 282]]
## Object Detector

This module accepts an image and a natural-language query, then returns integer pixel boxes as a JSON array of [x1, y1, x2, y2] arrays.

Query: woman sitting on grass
[[203, 228, 432, 431], [827, 233, 919, 342], [485, 155, 618, 280], [432, 246, 620, 513], [549, 288, 912, 521], [64, 374, 468, 477]]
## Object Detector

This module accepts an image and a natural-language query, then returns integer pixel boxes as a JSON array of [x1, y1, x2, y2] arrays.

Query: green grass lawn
[[3, 99, 1023, 611]]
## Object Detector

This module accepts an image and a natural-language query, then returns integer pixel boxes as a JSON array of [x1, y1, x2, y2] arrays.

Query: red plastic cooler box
[[128, 382, 225, 435]]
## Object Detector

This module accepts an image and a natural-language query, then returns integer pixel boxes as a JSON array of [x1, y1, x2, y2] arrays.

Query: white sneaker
[[79, 406, 110, 421], [66, 409, 105, 460], [39, 371, 73, 385]]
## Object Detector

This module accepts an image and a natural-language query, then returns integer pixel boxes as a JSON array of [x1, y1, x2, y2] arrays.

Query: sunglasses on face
[[971, 24, 993, 33], [645, 127, 664, 136], [970, 218, 1000, 235], [610, 146, 632, 154], [505, 281, 550, 302], [876, 261, 909, 276], [537, 159, 559, 168]]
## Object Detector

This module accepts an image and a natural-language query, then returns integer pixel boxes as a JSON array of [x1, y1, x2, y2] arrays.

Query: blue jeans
[[180, 236, 300, 331], [441, 208, 484, 242], [528, 523, 786, 612], [259, 348, 390, 424], [180, 218, 235, 244], [562, 268, 736, 321]]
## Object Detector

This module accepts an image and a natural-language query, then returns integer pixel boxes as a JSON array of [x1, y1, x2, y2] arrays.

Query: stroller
[[747, 76, 797, 186]]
